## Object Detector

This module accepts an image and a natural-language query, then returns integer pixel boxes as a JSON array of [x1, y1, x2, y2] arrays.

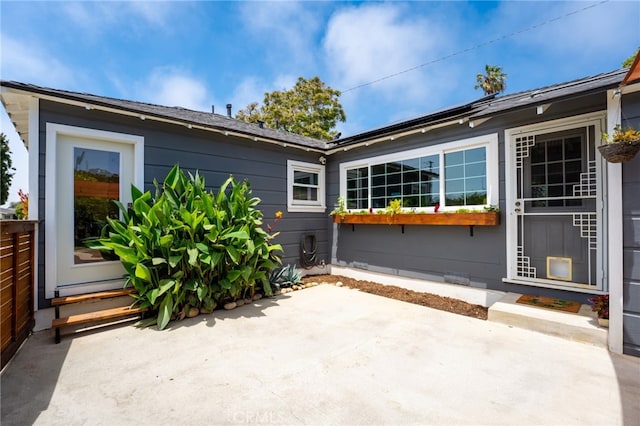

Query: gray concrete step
[[488, 292, 608, 347]]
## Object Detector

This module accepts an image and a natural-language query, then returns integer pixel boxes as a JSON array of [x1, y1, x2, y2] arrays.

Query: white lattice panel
[[573, 160, 596, 197], [516, 246, 537, 278], [572, 213, 597, 250], [515, 135, 535, 169]]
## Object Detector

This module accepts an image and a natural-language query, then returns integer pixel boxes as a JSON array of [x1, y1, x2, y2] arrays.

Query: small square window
[[287, 160, 325, 213]]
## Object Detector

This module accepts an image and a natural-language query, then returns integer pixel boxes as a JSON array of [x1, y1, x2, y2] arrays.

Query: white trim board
[[28, 97, 39, 311], [606, 89, 623, 354], [44, 123, 144, 299]]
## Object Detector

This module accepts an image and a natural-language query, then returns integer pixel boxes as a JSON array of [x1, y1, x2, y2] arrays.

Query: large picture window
[[339, 134, 498, 211], [287, 160, 326, 212]]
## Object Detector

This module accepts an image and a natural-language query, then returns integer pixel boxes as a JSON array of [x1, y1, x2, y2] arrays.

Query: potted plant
[[588, 294, 609, 327], [598, 125, 640, 163]]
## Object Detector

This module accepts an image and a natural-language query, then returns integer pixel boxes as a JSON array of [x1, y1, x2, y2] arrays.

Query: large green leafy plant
[[89, 165, 282, 330]]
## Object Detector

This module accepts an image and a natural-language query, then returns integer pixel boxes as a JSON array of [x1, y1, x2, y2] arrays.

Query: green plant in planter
[[87, 165, 282, 330], [598, 125, 640, 163], [330, 196, 347, 217], [385, 199, 402, 215], [601, 125, 640, 145]]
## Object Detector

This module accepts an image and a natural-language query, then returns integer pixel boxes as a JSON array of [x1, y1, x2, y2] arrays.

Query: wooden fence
[[1, 220, 37, 369]]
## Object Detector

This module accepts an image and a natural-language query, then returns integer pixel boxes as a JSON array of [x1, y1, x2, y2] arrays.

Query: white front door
[[506, 114, 606, 292], [46, 124, 143, 297]]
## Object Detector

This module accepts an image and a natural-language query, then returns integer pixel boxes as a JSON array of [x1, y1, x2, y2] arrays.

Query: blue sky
[[1, 0, 639, 205]]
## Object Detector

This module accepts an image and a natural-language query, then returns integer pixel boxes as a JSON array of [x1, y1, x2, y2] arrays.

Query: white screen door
[[507, 120, 604, 291]]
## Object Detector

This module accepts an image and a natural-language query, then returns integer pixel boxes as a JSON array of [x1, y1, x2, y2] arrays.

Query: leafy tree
[[1, 133, 15, 205], [475, 65, 507, 96], [623, 47, 639, 68], [236, 76, 346, 140]]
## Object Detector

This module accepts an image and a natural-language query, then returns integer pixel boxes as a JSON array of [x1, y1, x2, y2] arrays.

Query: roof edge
[[0, 81, 328, 152]]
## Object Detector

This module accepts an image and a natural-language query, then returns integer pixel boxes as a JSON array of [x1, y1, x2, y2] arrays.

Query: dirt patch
[[302, 274, 488, 320]]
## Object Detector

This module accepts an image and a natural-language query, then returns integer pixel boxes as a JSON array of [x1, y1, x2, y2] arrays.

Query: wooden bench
[[52, 288, 146, 343]]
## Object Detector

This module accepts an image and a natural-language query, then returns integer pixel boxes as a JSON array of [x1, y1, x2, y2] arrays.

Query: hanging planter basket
[[597, 141, 640, 163]]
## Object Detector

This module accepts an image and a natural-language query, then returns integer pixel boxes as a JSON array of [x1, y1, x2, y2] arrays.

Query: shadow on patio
[[0, 294, 285, 425]]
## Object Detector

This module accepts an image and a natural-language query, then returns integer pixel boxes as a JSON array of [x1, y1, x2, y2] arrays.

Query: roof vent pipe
[[211, 105, 215, 114], [257, 120, 264, 129], [226, 104, 232, 118]]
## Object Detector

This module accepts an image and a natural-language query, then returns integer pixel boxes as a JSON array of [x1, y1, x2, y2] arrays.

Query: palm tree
[[475, 65, 507, 95]]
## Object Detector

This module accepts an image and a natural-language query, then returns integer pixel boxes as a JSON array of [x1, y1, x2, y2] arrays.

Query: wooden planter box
[[331, 211, 500, 226]]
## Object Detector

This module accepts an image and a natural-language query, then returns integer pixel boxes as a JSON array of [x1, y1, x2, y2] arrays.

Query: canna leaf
[[135, 263, 151, 282], [160, 234, 174, 247], [225, 246, 240, 263], [187, 247, 198, 266], [157, 293, 173, 330], [158, 279, 175, 296], [221, 230, 249, 240], [168, 255, 182, 268]]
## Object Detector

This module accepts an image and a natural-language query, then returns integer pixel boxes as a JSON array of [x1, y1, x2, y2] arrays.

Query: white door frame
[[45, 123, 144, 298], [503, 111, 607, 293]]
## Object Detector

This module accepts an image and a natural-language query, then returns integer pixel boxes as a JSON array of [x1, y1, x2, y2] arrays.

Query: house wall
[[621, 90, 640, 357], [327, 92, 608, 302], [35, 100, 330, 309]]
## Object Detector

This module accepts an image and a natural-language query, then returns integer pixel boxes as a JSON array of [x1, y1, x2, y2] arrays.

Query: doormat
[[516, 294, 581, 313]]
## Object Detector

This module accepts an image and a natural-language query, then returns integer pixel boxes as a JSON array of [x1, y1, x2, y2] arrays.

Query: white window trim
[[287, 160, 326, 213], [45, 123, 144, 298], [338, 133, 499, 212]]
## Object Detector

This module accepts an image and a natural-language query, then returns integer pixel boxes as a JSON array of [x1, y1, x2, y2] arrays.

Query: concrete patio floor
[[2, 284, 639, 425]]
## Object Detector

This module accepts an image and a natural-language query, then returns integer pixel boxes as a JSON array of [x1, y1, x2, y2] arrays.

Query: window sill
[[288, 205, 326, 213], [331, 211, 500, 226]]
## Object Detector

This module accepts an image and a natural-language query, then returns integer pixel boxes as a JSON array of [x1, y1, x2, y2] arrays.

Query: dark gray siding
[[36, 101, 329, 308], [327, 92, 607, 303], [328, 122, 507, 291], [622, 91, 640, 357]]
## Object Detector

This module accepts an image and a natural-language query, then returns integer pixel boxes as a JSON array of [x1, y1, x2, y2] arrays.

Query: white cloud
[[238, 1, 323, 71], [0, 33, 74, 86], [501, 1, 635, 49], [60, 1, 178, 36], [127, 1, 175, 27], [229, 73, 299, 115], [230, 76, 268, 114], [489, 2, 638, 70], [272, 74, 298, 92], [136, 68, 212, 112], [323, 3, 447, 103]]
